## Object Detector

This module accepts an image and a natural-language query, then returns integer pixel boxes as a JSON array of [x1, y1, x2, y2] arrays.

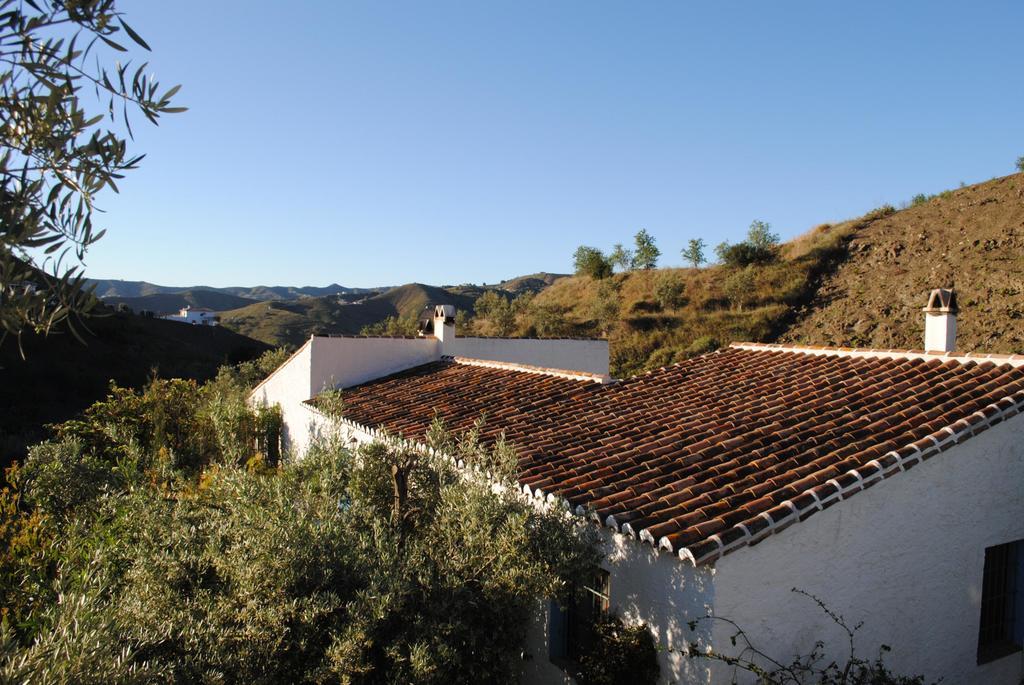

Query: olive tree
[[0, 0, 184, 348], [4, 427, 601, 684], [631, 229, 660, 270], [474, 290, 517, 336], [681, 238, 706, 268], [609, 243, 633, 273], [573, 245, 613, 279]]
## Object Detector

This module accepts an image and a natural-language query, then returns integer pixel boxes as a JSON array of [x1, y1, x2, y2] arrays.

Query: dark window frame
[[977, 539, 1023, 665], [549, 568, 611, 670]]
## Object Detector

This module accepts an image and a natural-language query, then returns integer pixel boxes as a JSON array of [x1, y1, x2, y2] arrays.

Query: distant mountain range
[[87, 278, 382, 302], [87, 273, 570, 348]]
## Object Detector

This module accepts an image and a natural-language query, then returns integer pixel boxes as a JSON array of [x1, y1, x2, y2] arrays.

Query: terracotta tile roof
[[331, 345, 1024, 565]]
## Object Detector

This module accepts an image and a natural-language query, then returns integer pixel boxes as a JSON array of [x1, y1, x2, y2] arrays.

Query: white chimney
[[923, 288, 958, 353], [433, 304, 456, 351]]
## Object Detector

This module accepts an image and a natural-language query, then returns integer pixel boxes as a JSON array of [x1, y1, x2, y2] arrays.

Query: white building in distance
[[162, 305, 220, 326]]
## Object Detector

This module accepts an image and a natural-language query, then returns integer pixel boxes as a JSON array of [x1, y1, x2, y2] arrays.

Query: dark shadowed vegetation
[[0, 357, 604, 683]]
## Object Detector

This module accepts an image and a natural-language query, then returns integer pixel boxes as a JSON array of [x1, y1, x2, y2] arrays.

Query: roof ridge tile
[[729, 341, 1024, 367]]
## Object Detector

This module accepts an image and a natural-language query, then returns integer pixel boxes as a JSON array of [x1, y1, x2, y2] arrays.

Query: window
[[549, 569, 610, 667], [977, 539, 1023, 664]]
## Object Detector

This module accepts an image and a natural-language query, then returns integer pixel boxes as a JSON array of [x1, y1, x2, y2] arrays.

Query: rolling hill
[[510, 173, 1024, 376], [495, 272, 568, 294], [218, 283, 480, 347], [104, 289, 260, 314], [87, 278, 380, 302], [80, 173, 1024, 382], [781, 173, 1024, 352]]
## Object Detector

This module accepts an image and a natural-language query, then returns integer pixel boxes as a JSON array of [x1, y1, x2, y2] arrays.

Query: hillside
[[105, 289, 259, 314], [218, 283, 479, 347], [516, 173, 1024, 377], [526, 221, 857, 376], [496, 272, 568, 294], [782, 173, 1024, 352], [0, 307, 269, 467]]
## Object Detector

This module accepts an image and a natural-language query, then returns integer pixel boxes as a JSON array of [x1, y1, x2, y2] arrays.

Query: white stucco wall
[[448, 337, 609, 376], [309, 336, 441, 392], [249, 340, 315, 455], [520, 527, 716, 685], [710, 413, 1024, 685]]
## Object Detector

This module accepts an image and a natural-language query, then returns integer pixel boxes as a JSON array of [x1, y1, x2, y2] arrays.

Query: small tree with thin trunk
[[746, 220, 779, 250], [609, 243, 633, 273], [631, 229, 661, 270], [681, 239, 706, 268]]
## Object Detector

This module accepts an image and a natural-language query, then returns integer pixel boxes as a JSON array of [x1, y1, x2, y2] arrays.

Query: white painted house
[[250, 295, 1024, 684], [162, 305, 220, 326]]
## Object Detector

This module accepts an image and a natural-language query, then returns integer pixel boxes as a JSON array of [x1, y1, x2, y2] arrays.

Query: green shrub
[[716, 242, 777, 268], [863, 204, 896, 221], [360, 315, 419, 336], [590, 280, 621, 335], [746, 220, 779, 250], [49, 379, 218, 474], [3, 436, 600, 684], [685, 336, 721, 357], [653, 272, 685, 311], [574, 246, 614, 279], [17, 440, 123, 522], [723, 267, 758, 310], [529, 303, 572, 337], [609, 243, 633, 273], [474, 290, 517, 336], [681, 238, 706, 268], [576, 613, 660, 685], [645, 347, 676, 369], [631, 229, 661, 270]]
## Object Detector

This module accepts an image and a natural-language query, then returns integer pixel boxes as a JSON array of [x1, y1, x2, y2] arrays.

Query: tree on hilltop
[[746, 220, 779, 250], [573, 246, 613, 279], [609, 243, 633, 273], [681, 239, 706, 268], [631, 229, 660, 270], [715, 221, 779, 268]]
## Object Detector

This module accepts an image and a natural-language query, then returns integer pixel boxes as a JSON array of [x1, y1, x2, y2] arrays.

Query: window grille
[[978, 540, 1023, 664], [549, 569, 611, 667]]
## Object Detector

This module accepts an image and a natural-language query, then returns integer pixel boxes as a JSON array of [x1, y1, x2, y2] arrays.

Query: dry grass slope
[[530, 173, 1024, 376], [530, 218, 864, 377], [783, 173, 1024, 352]]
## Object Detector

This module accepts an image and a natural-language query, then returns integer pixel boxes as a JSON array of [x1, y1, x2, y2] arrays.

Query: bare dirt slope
[[782, 173, 1024, 353]]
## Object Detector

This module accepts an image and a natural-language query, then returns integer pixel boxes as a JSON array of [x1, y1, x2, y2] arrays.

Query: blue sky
[[86, 1, 1023, 288]]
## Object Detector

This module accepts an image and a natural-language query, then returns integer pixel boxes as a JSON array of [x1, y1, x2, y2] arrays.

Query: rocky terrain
[[783, 173, 1024, 352]]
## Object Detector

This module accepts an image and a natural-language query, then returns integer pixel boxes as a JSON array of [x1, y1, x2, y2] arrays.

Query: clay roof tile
[[331, 348, 1024, 566]]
